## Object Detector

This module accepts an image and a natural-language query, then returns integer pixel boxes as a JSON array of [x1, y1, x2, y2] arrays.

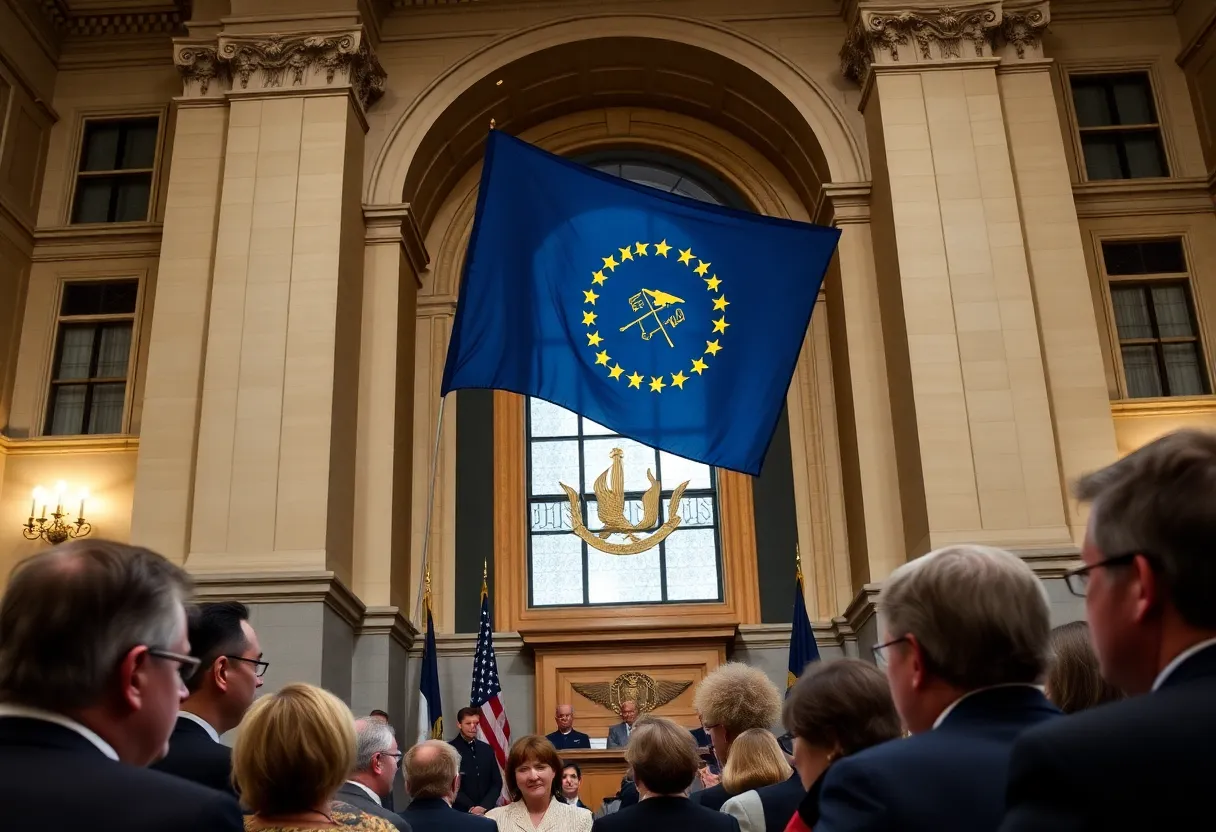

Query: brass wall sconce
[[23, 482, 91, 545]]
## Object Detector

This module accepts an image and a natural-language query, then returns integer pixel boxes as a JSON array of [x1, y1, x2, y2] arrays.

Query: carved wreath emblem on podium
[[571, 671, 692, 716]]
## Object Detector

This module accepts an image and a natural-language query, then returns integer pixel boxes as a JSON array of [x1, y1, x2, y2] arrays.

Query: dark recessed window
[[71, 117, 159, 224], [1070, 73, 1168, 181], [45, 280, 139, 436], [1103, 240, 1206, 399]]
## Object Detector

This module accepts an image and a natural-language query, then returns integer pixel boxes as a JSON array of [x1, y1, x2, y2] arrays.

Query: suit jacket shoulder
[[593, 797, 740, 832], [151, 718, 235, 796], [336, 785, 412, 832], [722, 790, 764, 832], [400, 798, 497, 832]]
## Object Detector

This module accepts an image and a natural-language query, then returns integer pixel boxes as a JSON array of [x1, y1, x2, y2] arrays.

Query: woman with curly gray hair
[[691, 662, 784, 810]]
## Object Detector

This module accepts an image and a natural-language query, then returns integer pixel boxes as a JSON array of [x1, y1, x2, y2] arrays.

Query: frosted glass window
[[587, 547, 662, 604], [663, 529, 721, 601], [531, 534, 586, 606]]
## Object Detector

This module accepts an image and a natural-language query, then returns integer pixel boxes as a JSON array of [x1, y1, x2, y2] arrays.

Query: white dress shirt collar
[[344, 780, 382, 806], [1152, 636, 1216, 691], [0, 703, 119, 761], [178, 710, 220, 743], [932, 683, 1044, 730]]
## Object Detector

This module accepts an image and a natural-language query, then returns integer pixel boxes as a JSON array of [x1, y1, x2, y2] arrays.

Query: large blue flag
[[788, 561, 820, 690], [441, 131, 841, 475]]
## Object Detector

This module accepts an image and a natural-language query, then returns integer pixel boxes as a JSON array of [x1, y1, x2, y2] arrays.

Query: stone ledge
[[360, 605, 418, 651], [407, 631, 526, 657], [0, 434, 140, 455], [32, 222, 163, 262], [191, 570, 365, 631], [1073, 177, 1214, 218]]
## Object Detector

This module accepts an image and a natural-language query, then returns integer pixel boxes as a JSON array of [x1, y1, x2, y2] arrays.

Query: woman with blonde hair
[[487, 735, 592, 832], [720, 729, 792, 795], [234, 683, 396, 831]]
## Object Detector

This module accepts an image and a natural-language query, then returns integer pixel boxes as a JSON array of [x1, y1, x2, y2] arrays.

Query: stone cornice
[[363, 202, 430, 279], [817, 182, 873, 226], [407, 631, 527, 657], [841, 1, 1051, 84], [1072, 177, 1214, 218], [360, 605, 419, 651], [36, 0, 188, 38], [0, 434, 139, 455], [175, 27, 387, 113], [32, 222, 163, 262], [190, 570, 366, 631]]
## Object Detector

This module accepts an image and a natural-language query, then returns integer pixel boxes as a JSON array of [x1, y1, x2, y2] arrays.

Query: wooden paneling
[[559, 749, 628, 812]]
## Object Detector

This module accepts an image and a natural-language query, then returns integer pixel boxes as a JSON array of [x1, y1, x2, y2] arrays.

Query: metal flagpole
[[412, 394, 447, 628]]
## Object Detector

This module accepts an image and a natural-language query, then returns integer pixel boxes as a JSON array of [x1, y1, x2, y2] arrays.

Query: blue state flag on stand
[[788, 559, 820, 690], [415, 598, 443, 743], [441, 131, 841, 476]]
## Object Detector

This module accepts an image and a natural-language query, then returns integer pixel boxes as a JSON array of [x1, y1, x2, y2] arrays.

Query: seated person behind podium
[[592, 716, 739, 832], [605, 700, 638, 747], [486, 735, 592, 832], [547, 704, 591, 750], [235, 682, 397, 832], [399, 740, 495, 832], [691, 663, 784, 810]]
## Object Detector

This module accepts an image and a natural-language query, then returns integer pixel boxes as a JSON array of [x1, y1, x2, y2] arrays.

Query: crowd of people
[[0, 427, 1214, 830]]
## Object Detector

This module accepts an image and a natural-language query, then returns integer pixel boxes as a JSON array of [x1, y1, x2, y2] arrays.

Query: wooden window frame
[[40, 277, 143, 438], [1068, 72, 1169, 181], [64, 108, 167, 226], [1099, 237, 1211, 401]]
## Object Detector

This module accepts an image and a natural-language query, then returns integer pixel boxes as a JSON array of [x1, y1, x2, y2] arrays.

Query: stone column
[[188, 29, 386, 589], [821, 184, 907, 586], [130, 42, 230, 562], [840, 0, 1077, 554], [995, 2, 1119, 542]]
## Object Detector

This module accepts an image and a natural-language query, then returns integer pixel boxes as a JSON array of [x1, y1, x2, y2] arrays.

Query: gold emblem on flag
[[559, 448, 688, 556]]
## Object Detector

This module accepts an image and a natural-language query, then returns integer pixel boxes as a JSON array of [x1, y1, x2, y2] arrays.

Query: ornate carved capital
[[172, 29, 387, 111], [998, 1, 1051, 61]]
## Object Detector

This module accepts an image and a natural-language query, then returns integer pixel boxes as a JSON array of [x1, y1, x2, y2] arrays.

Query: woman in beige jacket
[[487, 735, 592, 832]]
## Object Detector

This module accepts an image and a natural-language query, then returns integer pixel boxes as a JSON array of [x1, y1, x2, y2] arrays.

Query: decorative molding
[[31, 222, 163, 262], [816, 182, 872, 226], [734, 622, 846, 651], [363, 202, 431, 278], [360, 605, 419, 651], [1013, 546, 1082, 579], [406, 630, 527, 657], [190, 570, 367, 631], [842, 582, 881, 635], [1072, 177, 1214, 218], [36, 0, 188, 37], [173, 28, 387, 111], [0, 434, 139, 455], [998, 1, 1051, 60], [1111, 396, 1216, 418]]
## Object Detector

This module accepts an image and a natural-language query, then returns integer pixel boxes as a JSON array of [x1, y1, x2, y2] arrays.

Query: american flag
[[471, 580, 511, 805]]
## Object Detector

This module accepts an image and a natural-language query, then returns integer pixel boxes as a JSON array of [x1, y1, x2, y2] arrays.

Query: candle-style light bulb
[[34, 486, 46, 520], [54, 481, 66, 513], [77, 488, 89, 520]]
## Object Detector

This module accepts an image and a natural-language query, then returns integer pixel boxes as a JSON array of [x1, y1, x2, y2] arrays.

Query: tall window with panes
[[1070, 73, 1168, 181], [526, 155, 738, 608], [71, 117, 159, 224], [45, 281, 139, 435], [1104, 239, 1207, 399]]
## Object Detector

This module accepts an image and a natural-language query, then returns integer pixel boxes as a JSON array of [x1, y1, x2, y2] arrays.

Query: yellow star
[[628, 371, 644, 389], [704, 275, 722, 291], [592, 270, 607, 286], [713, 295, 729, 311], [691, 357, 708, 375], [635, 242, 649, 256], [670, 370, 688, 389], [654, 240, 671, 257], [582, 310, 597, 326], [694, 261, 711, 277], [602, 255, 619, 272], [705, 339, 722, 356], [649, 376, 666, 393], [587, 331, 603, 346], [712, 316, 730, 334], [619, 247, 633, 261], [678, 248, 695, 265], [595, 350, 611, 366], [583, 289, 599, 304], [609, 364, 624, 380]]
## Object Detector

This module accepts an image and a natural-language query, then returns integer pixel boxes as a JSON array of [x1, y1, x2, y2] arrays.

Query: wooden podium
[[559, 748, 628, 812]]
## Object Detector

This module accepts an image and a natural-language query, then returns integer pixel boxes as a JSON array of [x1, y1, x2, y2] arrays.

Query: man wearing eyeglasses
[[337, 718, 412, 831], [0, 540, 242, 832], [1001, 429, 1216, 832], [152, 600, 266, 797]]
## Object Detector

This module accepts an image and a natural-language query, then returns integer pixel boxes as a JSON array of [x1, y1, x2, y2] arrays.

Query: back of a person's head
[[881, 544, 1050, 690], [404, 739, 462, 800], [625, 716, 700, 796], [233, 683, 355, 815], [1046, 621, 1123, 713], [0, 539, 190, 712], [721, 727, 791, 794], [184, 601, 251, 694], [783, 658, 902, 756], [1076, 429, 1216, 630], [693, 662, 783, 737], [353, 718, 396, 774]]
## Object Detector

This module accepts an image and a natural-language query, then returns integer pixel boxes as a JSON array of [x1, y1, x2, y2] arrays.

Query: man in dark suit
[[547, 703, 591, 750], [369, 710, 398, 811], [151, 600, 266, 796], [594, 716, 738, 832], [401, 739, 496, 832], [816, 544, 1059, 832], [559, 760, 590, 809], [337, 718, 411, 831], [1001, 430, 1216, 831], [449, 706, 502, 814], [0, 539, 243, 831], [606, 699, 638, 747]]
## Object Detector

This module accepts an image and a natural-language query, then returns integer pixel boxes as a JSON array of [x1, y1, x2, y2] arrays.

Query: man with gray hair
[[400, 739, 496, 832], [1002, 429, 1216, 831], [337, 717, 412, 831], [0, 539, 243, 832], [816, 544, 1059, 832]]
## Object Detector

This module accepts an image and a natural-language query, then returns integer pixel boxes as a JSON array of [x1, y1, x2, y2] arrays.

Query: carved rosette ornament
[[172, 29, 387, 111]]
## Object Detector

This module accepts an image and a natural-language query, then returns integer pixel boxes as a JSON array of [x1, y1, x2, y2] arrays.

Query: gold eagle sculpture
[[571, 671, 692, 716]]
